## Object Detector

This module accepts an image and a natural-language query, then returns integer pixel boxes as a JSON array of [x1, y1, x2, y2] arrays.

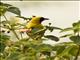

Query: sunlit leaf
[[52, 42, 79, 58], [56, 46, 75, 59]]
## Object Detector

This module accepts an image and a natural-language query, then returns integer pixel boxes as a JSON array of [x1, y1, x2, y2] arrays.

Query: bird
[[20, 16, 49, 33]]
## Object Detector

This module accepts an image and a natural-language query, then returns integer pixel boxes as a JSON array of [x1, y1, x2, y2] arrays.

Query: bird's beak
[[44, 18, 49, 20]]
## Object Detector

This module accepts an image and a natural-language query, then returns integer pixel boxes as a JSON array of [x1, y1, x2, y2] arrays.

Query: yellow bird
[[20, 16, 49, 32]]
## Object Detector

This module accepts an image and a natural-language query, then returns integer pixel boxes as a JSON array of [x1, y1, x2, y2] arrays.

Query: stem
[[74, 45, 80, 60], [78, 31, 79, 37], [12, 30, 20, 40], [3, 15, 9, 22], [20, 33, 23, 39], [3, 15, 20, 40]]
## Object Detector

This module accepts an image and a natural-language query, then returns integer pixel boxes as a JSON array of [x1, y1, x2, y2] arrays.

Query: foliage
[[59, 21, 80, 60], [0, 2, 21, 16], [0, 2, 80, 60]]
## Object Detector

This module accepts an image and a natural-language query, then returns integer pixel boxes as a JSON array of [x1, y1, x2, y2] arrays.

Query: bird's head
[[31, 16, 49, 23]]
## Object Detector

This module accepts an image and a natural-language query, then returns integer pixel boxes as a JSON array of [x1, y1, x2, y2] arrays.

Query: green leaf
[[0, 2, 12, 16], [52, 42, 77, 55], [6, 52, 20, 60], [70, 36, 80, 44], [0, 33, 10, 42], [7, 7, 21, 16], [57, 46, 74, 58], [56, 46, 66, 55], [69, 45, 78, 56], [72, 21, 80, 33], [72, 21, 80, 27], [52, 44, 72, 59], [0, 6, 7, 16], [0, 2, 21, 16], [52, 42, 79, 59], [60, 27, 73, 32], [37, 44, 53, 52], [0, 43, 6, 53], [44, 35, 59, 41]]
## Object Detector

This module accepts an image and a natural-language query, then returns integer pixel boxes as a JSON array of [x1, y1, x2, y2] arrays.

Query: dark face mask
[[40, 17, 49, 23]]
